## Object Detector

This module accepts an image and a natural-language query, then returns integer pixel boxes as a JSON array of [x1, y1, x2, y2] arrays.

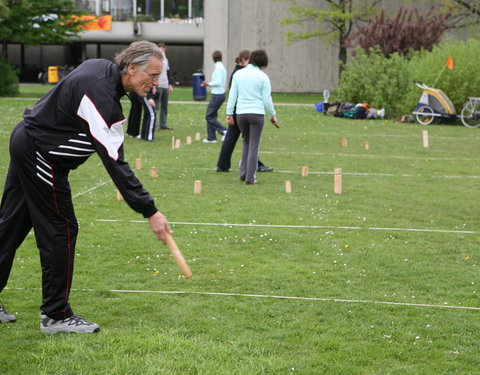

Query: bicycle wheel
[[415, 105, 436, 125], [461, 100, 480, 128]]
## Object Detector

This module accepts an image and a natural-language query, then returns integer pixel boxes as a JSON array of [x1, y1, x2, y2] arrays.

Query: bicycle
[[460, 97, 480, 128]]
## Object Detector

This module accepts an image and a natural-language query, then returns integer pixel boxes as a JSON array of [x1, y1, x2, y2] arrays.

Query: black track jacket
[[23, 59, 158, 218]]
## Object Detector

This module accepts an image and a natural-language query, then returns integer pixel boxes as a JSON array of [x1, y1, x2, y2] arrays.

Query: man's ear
[[127, 64, 137, 75]]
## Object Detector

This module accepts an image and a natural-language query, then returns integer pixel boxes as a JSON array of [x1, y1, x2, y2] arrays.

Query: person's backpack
[[353, 106, 366, 119]]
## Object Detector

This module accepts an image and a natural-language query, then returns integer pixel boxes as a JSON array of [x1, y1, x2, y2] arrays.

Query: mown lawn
[[0, 86, 478, 374]]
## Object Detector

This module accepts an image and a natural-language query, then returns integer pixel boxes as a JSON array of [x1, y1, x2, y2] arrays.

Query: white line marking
[[195, 167, 480, 179], [259, 150, 480, 162], [73, 180, 110, 198], [76, 289, 480, 311], [6, 287, 478, 311], [95, 219, 476, 234]]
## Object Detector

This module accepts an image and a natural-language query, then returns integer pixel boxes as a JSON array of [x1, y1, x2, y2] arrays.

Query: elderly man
[[0, 41, 171, 333]]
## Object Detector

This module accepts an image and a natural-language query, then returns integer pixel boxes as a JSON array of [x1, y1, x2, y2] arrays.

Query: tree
[[277, 0, 383, 75], [344, 6, 453, 57], [0, 0, 86, 59], [438, 0, 480, 27]]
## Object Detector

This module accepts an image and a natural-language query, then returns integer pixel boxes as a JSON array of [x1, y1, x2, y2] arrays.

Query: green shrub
[[0, 59, 19, 97], [332, 47, 411, 117], [333, 39, 480, 119]]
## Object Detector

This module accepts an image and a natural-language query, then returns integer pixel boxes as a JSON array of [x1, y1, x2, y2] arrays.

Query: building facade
[[3, 0, 475, 92]]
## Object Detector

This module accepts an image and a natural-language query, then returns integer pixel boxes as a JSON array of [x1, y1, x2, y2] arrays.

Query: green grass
[[0, 86, 479, 374]]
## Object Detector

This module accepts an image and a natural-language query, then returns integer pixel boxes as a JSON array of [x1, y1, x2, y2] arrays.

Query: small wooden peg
[[301, 166, 309, 177], [334, 167, 342, 195], [186, 136, 192, 144], [285, 180, 292, 193], [364, 141, 369, 150], [150, 167, 158, 178], [422, 130, 429, 148], [116, 189, 124, 201], [135, 158, 142, 170], [342, 138, 348, 147], [194, 180, 202, 194], [175, 138, 181, 149], [195, 132, 201, 141]]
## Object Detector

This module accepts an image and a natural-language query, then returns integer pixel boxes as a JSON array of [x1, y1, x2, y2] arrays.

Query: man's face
[[127, 56, 163, 97]]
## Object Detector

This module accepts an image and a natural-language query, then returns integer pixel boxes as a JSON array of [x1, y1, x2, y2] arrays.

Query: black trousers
[[0, 122, 76, 320], [217, 115, 265, 171], [127, 92, 143, 137]]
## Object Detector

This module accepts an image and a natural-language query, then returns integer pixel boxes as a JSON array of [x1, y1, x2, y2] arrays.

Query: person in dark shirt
[[0, 41, 171, 333]]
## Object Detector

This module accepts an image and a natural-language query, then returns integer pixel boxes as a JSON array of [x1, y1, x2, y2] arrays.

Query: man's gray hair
[[115, 41, 163, 73]]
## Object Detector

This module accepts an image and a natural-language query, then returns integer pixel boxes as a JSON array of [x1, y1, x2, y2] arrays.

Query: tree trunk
[[338, 45, 347, 77], [1, 40, 8, 60]]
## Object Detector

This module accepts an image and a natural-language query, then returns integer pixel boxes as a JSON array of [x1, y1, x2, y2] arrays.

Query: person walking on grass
[[155, 43, 174, 130], [217, 49, 273, 173], [201, 50, 227, 143], [0, 41, 172, 333], [226, 49, 279, 185]]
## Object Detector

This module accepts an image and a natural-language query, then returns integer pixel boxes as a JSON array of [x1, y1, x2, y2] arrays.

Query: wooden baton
[[164, 233, 192, 278]]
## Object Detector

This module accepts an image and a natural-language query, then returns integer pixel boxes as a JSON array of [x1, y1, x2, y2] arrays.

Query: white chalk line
[[196, 167, 480, 179], [95, 219, 476, 234], [6, 287, 478, 311], [72, 180, 111, 198], [67, 289, 480, 312], [259, 150, 480, 162]]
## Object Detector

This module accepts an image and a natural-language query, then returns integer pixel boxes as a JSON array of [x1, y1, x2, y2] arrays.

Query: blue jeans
[[205, 93, 227, 140]]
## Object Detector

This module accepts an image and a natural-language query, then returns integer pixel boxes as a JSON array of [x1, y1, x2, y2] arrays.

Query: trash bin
[[48, 66, 60, 84], [192, 72, 206, 101]]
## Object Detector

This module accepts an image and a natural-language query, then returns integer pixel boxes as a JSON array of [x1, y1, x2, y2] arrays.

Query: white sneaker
[[202, 139, 217, 144], [378, 108, 385, 119], [0, 302, 16, 323], [40, 314, 100, 334]]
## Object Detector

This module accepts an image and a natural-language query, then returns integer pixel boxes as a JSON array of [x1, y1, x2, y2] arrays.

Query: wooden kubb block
[[301, 166, 309, 177], [334, 168, 342, 195], [150, 167, 158, 178], [285, 180, 292, 193], [194, 180, 202, 194]]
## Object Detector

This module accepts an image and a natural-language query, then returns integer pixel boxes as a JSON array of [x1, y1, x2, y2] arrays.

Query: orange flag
[[445, 56, 454, 70]]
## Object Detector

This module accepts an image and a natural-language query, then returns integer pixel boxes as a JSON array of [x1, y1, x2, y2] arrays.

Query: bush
[[345, 6, 452, 58], [0, 59, 19, 97], [332, 47, 411, 117], [333, 39, 480, 119]]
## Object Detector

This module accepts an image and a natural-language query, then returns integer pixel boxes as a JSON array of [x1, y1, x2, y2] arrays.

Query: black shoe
[[161, 127, 173, 130], [217, 167, 229, 172], [257, 165, 273, 172]]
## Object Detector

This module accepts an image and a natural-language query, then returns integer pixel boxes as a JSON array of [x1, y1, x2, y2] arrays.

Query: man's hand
[[226, 115, 234, 125], [148, 211, 172, 243]]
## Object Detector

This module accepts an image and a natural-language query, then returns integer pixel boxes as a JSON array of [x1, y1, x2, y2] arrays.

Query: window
[[74, 0, 203, 21]]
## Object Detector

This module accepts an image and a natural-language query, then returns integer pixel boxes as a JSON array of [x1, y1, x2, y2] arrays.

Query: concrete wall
[[202, 0, 479, 94], [203, 0, 337, 94]]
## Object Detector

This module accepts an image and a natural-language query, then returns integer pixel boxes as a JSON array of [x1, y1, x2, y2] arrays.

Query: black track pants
[[0, 122, 76, 320]]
